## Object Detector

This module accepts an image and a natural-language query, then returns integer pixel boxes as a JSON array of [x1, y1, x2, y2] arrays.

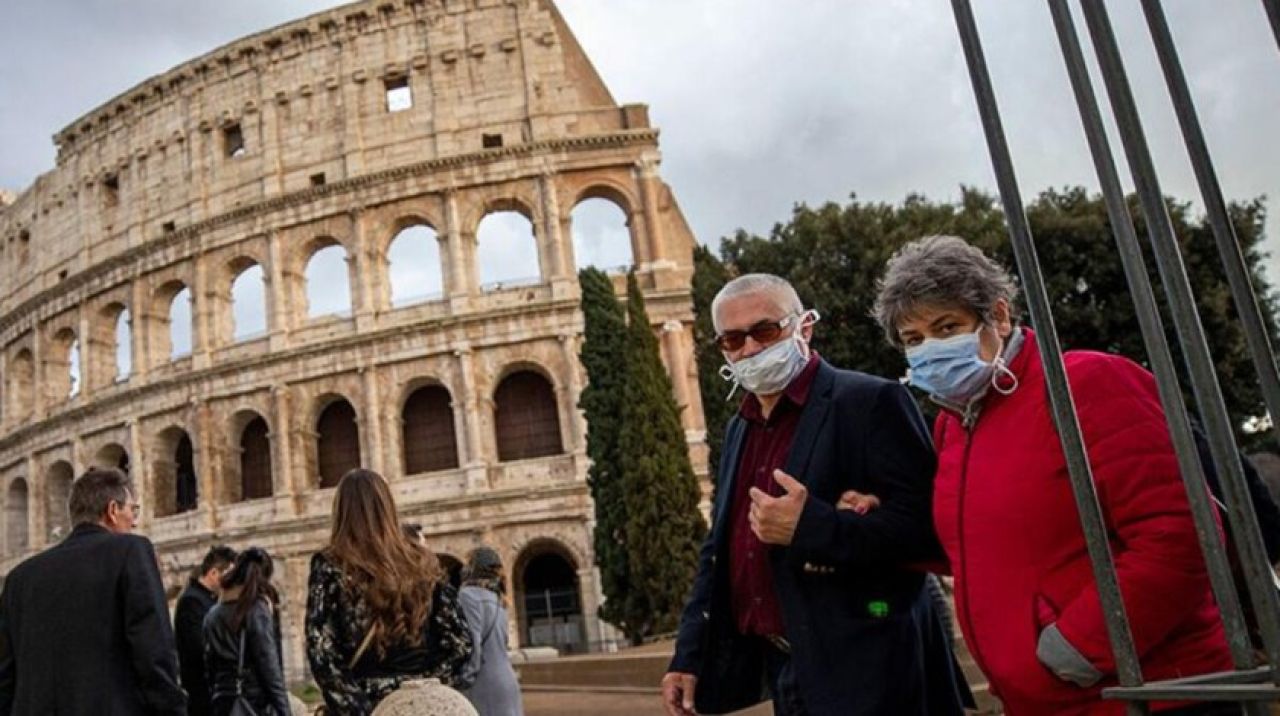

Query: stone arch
[[45, 460, 74, 541], [6, 478, 29, 555], [386, 220, 445, 308], [493, 368, 563, 462], [231, 410, 273, 503], [475, 198, 541, 291], [6, 348, 34, 421], [570, 193, 635, 272], [227, 256, 268, 343], [513, 537, 585, 654], [301, 237, 353, 320], [314, 394, 361, 489], [154, 280, 193, 361], [91, 301, 131, 387], [47, 327, 81, 402], [152, 426, 197, 518], [400, 381, 459, 475], [94, 443, 131, 475]]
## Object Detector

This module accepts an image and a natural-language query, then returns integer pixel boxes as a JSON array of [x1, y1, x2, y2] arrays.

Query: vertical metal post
[[1142, 0, 1280, 449], [1079, 0, 1280, 681], [1046, 0, 1257, 674], [949, 2, 1146, 710]]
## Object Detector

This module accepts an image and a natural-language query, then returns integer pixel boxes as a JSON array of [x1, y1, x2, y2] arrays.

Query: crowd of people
[[0, 466, 522, 716], [0, 234, 1274, 716]]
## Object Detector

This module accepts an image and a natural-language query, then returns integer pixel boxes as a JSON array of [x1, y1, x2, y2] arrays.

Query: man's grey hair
[[711, 274, 804, 333], [872, 235, 1020, 346], [68, 467, 133, 526]]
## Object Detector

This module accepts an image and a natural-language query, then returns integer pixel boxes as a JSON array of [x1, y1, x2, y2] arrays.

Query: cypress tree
[[616, 272, 707, 641], [576, 268, 632, 633]]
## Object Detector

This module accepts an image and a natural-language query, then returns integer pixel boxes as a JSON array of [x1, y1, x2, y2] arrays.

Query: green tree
[[613, 272, 707, 642], [703, 188, 1277, 449], [576, 267, 631, 633], [690, 244, 734, 487]]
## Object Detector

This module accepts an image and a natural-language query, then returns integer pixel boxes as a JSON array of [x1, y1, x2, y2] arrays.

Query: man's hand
[[749, 470, 808, 545], [836, 490, 881, 515], [661, 671, 698, 716]]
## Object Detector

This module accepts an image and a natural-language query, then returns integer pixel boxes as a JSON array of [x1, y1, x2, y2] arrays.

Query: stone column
[[271, 384, 297, 503], [350, 209, 379, 332], [26, 456, 44, 550], [194, 399, 219, 530], [444, 190, 473, 311], [192, 254, 214, 371], [636, 156, 668, 268], [557, 334, 586, 454], [266, 230, 290, 352], [76, 311, 93, 401], [127, 419, 149, 524], [360, 367, 386, 475], [71, 436, 87, 477], [454, 346, 488, 492], [539, 174, 571, 299], [130, 279, 150, 383], [661, 321, 695, 431]]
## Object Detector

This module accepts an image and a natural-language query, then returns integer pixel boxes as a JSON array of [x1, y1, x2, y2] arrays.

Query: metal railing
[[950, 0, 1280, 712]]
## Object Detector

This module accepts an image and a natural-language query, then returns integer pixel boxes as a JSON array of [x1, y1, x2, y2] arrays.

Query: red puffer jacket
[[932, 328, 1233, 716]]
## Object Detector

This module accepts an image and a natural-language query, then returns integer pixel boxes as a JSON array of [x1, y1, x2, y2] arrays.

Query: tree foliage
[[693, 187, 1278, 451]]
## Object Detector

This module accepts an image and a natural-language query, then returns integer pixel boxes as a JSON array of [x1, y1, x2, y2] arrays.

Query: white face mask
[[719, 310, 819, 399]]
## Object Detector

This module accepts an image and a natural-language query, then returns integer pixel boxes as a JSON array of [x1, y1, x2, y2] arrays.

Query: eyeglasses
[[714, 314, 798, 352]]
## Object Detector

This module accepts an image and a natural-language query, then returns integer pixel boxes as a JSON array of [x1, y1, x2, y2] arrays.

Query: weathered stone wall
[[0, 0, 707, 683]]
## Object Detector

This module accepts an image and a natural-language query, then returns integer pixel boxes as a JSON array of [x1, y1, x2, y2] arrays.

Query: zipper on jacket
[[954, 427, 996, 690]]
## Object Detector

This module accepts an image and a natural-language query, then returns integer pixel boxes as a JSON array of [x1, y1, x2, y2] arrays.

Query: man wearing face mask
[[869, 236, 1234, 716], [661, 274, 969, 716]]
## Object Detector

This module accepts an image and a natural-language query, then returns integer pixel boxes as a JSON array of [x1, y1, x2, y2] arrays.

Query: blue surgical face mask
[[903, 328, 1015, 404]]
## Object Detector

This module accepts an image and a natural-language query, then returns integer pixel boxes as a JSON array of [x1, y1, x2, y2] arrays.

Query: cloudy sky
[[2, 1, 1278, 281]]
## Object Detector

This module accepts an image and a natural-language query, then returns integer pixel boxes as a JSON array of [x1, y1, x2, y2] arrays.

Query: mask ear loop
[[719, 363, 741, 401], [989, 333, 1019, 396]]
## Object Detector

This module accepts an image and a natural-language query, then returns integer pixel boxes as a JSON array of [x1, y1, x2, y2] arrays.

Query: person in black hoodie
[[203, 547, 291, 716], [175, 544, 237, 716]]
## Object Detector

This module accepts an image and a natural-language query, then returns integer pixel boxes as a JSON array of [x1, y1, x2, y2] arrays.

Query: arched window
[[114, 308, 132, 381], [153, 428, 196, 517], [516, 543, 584, 653], [6, 350, 34, 420], [476, 210, 540, 291], [231, 263, 267, 341], [402, 384, 459, 474], [48, 329, 80, 401], [571, 197, 633, 271], [240, 416, 273, 501], [46, 462, 74, 541], [176, 432, 198, 512], [494, 371, 562, 461], [95, 443, 130, 474], [68, 339, 82, 398], [387, 224, 444, 307], [317, 399, 361, 488], [168, 286, 193, 358], [305, 244, 352, 319], [7, 478, 29, 554]]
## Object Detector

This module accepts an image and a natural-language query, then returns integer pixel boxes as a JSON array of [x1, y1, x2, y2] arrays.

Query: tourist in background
[[871, 235, 1234, 715], [458, 546, 523, 716], [176, 543, 238, 716], [203, 547, 291, 716], [306, 468, 472, 714], [0, 467, 187, 715]]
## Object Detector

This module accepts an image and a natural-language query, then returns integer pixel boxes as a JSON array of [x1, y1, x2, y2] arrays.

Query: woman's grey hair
[[872, 235, 1020, 346], [68, 467, 133, 526], [711, 274, 804, 332]]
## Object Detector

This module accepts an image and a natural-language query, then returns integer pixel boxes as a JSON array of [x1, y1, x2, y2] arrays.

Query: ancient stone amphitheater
[[0, 0, 706, 681]]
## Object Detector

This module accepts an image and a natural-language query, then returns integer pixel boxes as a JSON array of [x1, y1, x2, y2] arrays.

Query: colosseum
[[0, 0, 707, 681]]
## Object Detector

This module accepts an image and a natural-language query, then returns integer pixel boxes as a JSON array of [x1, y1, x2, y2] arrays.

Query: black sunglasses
[[714, 314, 798, 352]]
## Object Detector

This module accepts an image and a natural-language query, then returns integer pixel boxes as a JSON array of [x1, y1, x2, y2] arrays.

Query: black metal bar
[[1265, 0, 1280, 54], [1078, 0, 1280, 681], [1105, 683, 1280, 702], [1045, 0, 1258, 673], [950, 1, 1146, 708], [1131, 667, 1274, 688], [1142, 0, 1280, 449]]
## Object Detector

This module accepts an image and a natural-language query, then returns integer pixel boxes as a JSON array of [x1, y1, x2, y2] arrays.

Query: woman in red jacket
[[869, 235, 1235, 716]]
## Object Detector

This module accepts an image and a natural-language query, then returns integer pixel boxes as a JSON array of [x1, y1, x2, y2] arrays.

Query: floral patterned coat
[[305, 552, 473, 714]]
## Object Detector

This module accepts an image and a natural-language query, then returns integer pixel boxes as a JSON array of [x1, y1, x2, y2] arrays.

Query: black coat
[[0, 523, 187, 715], [203, 599, 291, 716], [175, 578, 218, 716], [670, 360, 969, 716]]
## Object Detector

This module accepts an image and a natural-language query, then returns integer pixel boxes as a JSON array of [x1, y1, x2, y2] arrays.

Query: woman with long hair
[[457, 546, 523, 716], [203, 547, 292, 716], [305, 468, 472, 713]]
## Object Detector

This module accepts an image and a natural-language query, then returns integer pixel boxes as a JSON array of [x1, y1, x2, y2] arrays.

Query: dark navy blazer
[[670, 359, 968, 716]]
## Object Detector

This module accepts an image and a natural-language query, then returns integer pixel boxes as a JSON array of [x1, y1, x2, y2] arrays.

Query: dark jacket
[[0, 523, 187, 715], [305, 552, 473, 715], [175, 577, 218, 716], [671, 359, 968, 716], [203, 598, 291, 716]]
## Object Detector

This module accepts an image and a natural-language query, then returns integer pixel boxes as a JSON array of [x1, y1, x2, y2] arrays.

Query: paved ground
[[522, 689, 772, 716]]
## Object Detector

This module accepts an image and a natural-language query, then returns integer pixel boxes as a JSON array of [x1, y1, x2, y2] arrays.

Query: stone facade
[[0, 0, 707, 683]]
